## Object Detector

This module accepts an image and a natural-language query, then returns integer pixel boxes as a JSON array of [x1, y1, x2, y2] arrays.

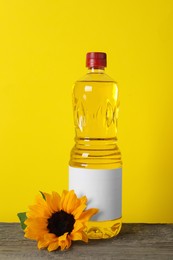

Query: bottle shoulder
[[76, 72, 115, 83]]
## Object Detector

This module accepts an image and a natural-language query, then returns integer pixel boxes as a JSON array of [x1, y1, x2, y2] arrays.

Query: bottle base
[[85, 217, 122, 239]]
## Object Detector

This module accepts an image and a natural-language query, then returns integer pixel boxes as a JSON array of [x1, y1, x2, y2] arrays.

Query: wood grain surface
[[0, 223, 172, 260]]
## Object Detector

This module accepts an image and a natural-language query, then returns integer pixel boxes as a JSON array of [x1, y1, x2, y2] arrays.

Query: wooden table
[[0, 223, 172, 259]]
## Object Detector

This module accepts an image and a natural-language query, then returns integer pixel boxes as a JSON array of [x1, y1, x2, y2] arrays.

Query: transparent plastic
[[69, 67, 122, 239]]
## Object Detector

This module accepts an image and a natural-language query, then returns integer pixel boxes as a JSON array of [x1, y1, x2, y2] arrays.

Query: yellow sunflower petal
[[60, 190, 68, 209], [58, 232, 68, 242], [48, 241, 60, 252], [66, 236, 72, 249], [28, 196, 51, 218], [79, 195, 87, 205], [27, 205, 47, 218], [37, 239, 50, 249], [70, 231, 82, 241], [58, 232, 69, 251], [51, 191, 61, 212], [38, 233, 58, 251], [25, 217, 47, 228], [78, 208, 99, 222], [44, 233, 57, 240], [61, 190, 74, 212], [35, 195, 48, 208], [25, 220, 48, 236], [26, 211, 39, 219], [66, 192, 78, 213], [60, 241, 67, 251], [24, 229, 47, 240], [24, 216, 49, 241], [81, 231, 88, 243], [42, 192, 53, 212], [58, 235, 72, 250], [43, 191, 61, 213], [72, 203, 87, 219], [24, 226, 47, 238], [72, 220, 84, 233], [67, 194, 84, 212]]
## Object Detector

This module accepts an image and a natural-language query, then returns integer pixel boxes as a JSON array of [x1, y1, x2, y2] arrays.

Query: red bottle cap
[[86, 52, 107, 68]]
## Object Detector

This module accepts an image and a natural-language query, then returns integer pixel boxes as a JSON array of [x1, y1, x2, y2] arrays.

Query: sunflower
[[24, 190, 98, 251]]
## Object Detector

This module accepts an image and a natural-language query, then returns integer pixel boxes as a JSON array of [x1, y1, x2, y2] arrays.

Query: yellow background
[[0, 0, 173, 222]]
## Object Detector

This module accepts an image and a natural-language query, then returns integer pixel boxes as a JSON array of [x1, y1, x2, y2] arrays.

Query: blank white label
[[69, 167, 122, 221]]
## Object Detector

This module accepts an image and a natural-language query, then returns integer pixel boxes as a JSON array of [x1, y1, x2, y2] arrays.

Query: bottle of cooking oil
[[69, 52, 122, 239]]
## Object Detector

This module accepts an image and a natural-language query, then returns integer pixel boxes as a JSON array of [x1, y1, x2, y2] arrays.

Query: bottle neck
[[87, 67, 105, 74]]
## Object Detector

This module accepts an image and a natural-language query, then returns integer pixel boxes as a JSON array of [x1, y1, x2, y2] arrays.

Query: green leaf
[[17, 212, 27, 230], [39, 191, 46, 200]]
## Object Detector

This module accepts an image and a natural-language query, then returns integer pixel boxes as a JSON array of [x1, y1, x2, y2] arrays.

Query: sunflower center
[[47, 210, 75, 237]]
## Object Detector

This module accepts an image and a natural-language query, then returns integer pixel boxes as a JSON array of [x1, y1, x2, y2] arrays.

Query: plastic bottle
[[69, 52, 122, 239]]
